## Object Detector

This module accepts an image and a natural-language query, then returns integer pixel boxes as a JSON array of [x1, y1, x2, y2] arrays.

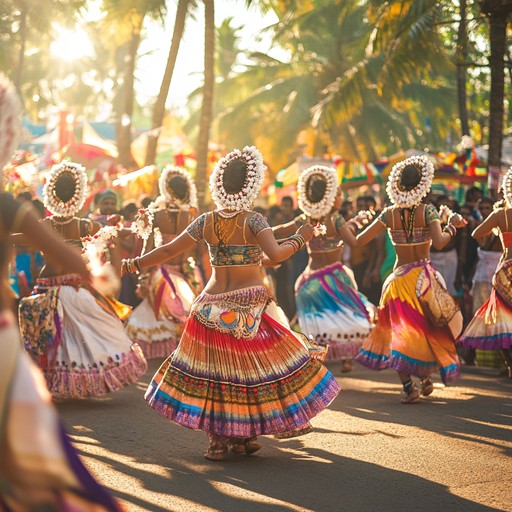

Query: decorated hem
[[356, 348, 459, 384], [45, 345, 147, 399], [458, 333, 512, 351]]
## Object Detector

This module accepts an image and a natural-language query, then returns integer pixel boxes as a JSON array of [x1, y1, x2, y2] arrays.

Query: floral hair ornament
[[501, 166, 512, 208], [82, 223, 123, 296], [209, 145, 266, 212], [386, 155, 435, 208], [43, 161, 89, 217], [0, 75, 21, 187], [158, 165, 198, 210], [298, 165, 338, 220]]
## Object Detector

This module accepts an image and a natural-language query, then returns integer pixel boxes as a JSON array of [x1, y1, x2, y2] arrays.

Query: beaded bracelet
[[282, 233, 306, 253], [133, 256, 143, 274], [443, 224, 457, 237], [123, 258, 141, 274]]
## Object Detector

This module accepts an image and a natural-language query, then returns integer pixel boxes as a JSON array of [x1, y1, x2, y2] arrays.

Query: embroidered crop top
[[186, 211, 271, 267], [308, 211, 346, 253], [378, 204, 439, 245]]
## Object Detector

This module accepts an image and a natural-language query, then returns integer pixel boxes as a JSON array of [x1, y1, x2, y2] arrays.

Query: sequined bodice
[[186, 211, 270, 267], [389, 228, 431, 246], [208, 244, 263, 267]]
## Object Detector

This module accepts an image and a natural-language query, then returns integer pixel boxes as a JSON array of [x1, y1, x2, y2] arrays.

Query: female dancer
[[125, 166, 199, 358], [18, 161, 147, 399], [341, 156, 467, 403], [274, 165, 373, 372], [459, 168, 512, 378], [122, 146, 340, 460], [1, 195, 121, 510]]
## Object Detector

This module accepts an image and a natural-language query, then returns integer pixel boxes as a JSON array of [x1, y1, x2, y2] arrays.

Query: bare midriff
[[394, 240, 431, 268], [308, 247, 344, 271], [204, 265, 265, 294]]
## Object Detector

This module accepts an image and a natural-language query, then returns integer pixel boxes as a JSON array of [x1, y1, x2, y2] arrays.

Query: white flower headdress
[[209, 145, 266, 212], [43, 161, 89, 217], [298, 165, 338, 219], [502, 166, 512, 208], [0, 75, 21, 186], [386, 155, 435, 208], [158, 165, 198, 209]]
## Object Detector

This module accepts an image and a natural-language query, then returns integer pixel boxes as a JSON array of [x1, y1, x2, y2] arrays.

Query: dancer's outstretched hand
[[297, 222, 315, 242], [449, 213, 468, 228]]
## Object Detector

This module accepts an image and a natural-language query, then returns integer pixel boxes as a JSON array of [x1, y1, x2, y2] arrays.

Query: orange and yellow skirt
[[356, 260, 459, 383]]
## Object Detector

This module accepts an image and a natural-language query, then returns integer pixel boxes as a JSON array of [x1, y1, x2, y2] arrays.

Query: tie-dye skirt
[[145, 285, 340, 438], [0, 309, 121, 511], [125, 264, 196, 359], [19, 274, 147, 399], [356, 260, 459, 383], [296, 262, 373, 360], [459, 259, 512, 351]]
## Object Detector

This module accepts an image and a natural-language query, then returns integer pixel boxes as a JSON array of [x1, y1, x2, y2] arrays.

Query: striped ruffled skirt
[[144, 286, 340, 438], [355, 260, 459, 383], [296, 262, 373, 361]]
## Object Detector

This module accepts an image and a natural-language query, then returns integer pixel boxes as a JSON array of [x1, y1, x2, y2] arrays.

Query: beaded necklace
[[398, 205, 417, 243], [214, 211, 239, 246]]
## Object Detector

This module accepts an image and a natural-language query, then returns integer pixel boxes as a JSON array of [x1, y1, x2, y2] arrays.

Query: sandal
[[274, 424, 314, 439], [230, 437, 262, 455], [420, 377, 434, 396], [341, 360, 353, 373], [204, 441, 228, 461], [401, 384, 420, 404]]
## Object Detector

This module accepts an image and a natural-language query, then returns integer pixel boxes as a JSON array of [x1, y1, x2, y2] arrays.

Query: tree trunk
[[145, 0, 190, 166], [195, 0, 215, 209], [117, 27, 141, 169], [456, 0, 469, 136], [486, 9, 508, 191], [13, 3, 27, 97]]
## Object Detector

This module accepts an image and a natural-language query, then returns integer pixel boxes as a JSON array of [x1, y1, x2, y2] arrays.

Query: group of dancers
[[3, 127, 512, 507]]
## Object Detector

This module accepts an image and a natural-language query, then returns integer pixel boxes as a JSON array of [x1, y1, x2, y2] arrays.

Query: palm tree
[[479, 0, 512, 190], [102, 0, 167, 168], [456, 0, 470, 136], [195, 0, 215, 208], [213, 1, 455, 168], [145, 0, 192, 166]]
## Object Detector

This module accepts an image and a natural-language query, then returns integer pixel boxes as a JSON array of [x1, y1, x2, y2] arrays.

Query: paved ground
[[58, 360, 512, 512]]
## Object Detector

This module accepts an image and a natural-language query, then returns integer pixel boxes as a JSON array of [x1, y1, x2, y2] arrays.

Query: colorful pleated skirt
[[125, 264, 196, 359], [459, 260, 512, 351], [296, 262, 373, 360], [0, 310, 121, 511], [19, 274, 148, 399], [356, 260, 459, 383], [144, 286, 340, 438]]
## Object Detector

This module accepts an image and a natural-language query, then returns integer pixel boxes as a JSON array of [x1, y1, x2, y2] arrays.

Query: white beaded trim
[[298, 165, 338, 219], [386, 155, 435, 208], [502, 166, 512, 208], [209, 145, 266, 212], [43, 161, 88, 217], [158, 165, 197, 209]]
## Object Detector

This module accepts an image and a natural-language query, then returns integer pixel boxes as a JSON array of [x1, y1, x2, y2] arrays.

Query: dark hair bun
[[54, 173, 76, 202], [306, 175, 327, 203], [167, 175, 188, 200], [400, 164, 421, 191], [223, 159, 247, 194]]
